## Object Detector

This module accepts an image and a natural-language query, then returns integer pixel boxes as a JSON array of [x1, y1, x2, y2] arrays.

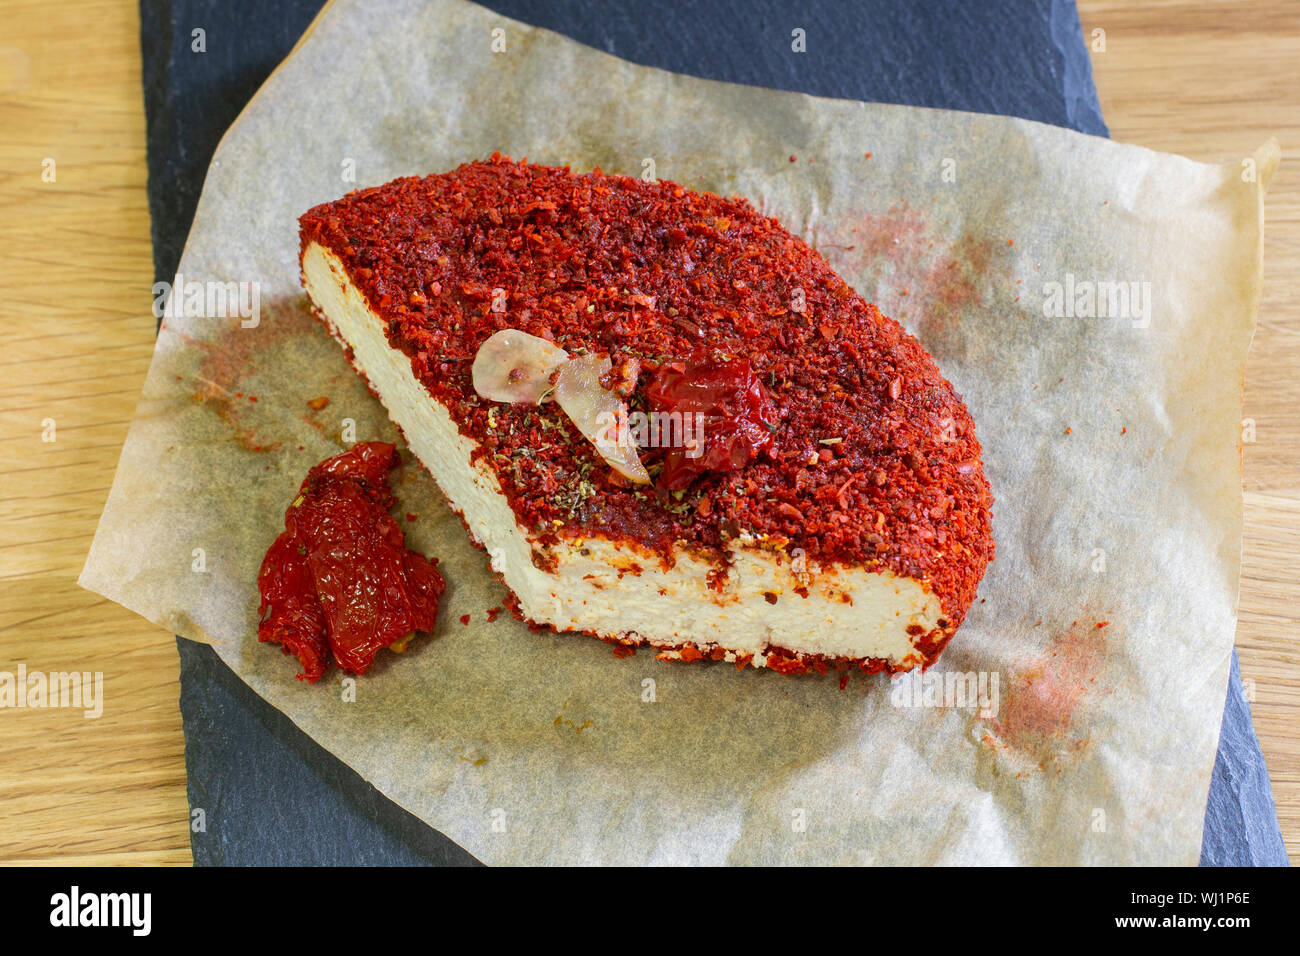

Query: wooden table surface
[[0, 0, 1295, 866]]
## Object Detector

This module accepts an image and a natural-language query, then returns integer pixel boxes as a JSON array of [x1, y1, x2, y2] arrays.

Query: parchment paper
[[81, 0, 1278, 864]]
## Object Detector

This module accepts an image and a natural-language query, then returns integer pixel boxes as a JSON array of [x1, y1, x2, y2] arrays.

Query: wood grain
[[0, 0, 191, 864], [0, 0, 1293, 865]]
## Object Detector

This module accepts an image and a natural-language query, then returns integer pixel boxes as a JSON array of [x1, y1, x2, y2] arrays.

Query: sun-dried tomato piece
[[256, 442, 445, 681], [645, 352, 777, 491], [256, 532, 329, 682]]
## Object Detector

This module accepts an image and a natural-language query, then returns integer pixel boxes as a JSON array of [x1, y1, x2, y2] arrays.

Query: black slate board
[[140, 0, 1286, 866]]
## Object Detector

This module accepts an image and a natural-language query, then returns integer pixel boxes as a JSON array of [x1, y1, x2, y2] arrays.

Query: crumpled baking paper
[[81, 0, 1278, 864]]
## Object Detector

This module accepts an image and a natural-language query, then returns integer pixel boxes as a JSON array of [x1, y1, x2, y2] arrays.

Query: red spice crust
[[299, 155, 994, 634]]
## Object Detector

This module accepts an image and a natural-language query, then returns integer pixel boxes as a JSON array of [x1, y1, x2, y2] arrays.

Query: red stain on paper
[[982, 620, 1113, 774], [180, 303, 321, 453], [820, 201, 1010, 361], [851, 202, 928, 266]]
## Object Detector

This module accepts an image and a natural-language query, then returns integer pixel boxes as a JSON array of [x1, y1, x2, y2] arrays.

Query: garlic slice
[[554, 354, 651, 485], [471, 329, 570, 404]]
